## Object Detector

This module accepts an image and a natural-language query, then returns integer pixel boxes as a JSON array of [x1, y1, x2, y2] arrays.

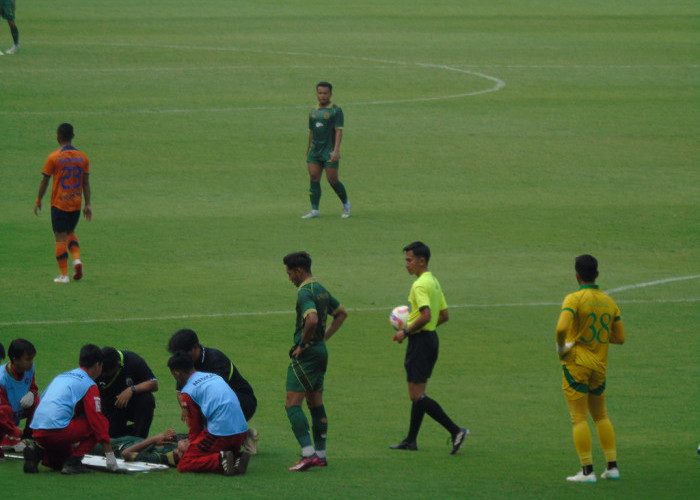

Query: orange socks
[[66, 233, 81, 261], [55, 242, 69, 275]]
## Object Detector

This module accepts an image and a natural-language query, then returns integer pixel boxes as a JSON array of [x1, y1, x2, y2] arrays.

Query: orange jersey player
[[34, 123, 92, 283]]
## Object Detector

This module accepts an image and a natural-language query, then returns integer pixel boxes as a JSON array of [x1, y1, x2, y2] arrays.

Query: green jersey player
[[283, 251, 347, 471], [302, 82, 351, 219]]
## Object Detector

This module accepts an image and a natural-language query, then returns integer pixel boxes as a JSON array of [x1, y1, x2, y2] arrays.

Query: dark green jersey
[[294, 277, 341, 345], [93, 436, 178, 466], [309, 103, 344, 152]]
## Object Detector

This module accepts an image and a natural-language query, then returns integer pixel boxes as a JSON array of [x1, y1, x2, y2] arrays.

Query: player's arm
[[82, 173, 92, 221], [207, 350, 234, 381], [555, 308, 575, 358], [34, 174, 50, 215], [179, 393, 204, 440], [292, 310, 318, 358], [329, 128, 343, 163], [307, 129, 313, 155], [122, 429, 176, 461], [437, 308, 449, 326], [0, 388, 22, 438], [114, 379, 158, 409], [18, 373, 40, 410], [83, 386, 112, 449], [609, 318, 625, 345], [0, 385, 22, 438], [324, 306, 347, 342], [29, 373, 39, 397], [395, 306, 431, 343], [83, 388, 116, 470]]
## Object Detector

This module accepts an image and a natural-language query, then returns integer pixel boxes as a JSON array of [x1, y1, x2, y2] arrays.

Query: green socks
[[309, 181, 321, 210], [330, 181, 348, 204], [310, 405, 328, 453], [287, 405, 313, 449]]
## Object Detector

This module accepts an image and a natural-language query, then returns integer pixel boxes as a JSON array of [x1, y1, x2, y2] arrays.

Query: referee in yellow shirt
[[556, 254, 626, 483], [390, 241, 468, 454]]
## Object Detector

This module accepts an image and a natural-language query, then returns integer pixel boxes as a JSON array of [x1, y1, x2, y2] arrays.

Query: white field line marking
[[0, 43, 506, 116], [605, 274, 700, 294], [0, 298, 697, 328]]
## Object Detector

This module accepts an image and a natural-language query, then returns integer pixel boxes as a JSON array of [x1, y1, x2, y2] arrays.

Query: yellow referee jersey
[[408, 272, 447, 332]]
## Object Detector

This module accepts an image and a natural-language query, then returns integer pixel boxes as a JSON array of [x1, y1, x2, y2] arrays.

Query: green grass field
[[0, 1, 698, 498]]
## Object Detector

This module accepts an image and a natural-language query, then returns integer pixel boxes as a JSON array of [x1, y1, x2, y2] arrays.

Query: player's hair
[[79, 344, 104, 368], [8, 339, 36, 362], [101, 347, 122, 373], [575, 254, 599, 282], [316, 81, 333, 92], [403, 241, 431, 263], [283, 251, 312, 272], [0, 342, 5, 361], [57, 123, 75, 142], [168, 329, 200, 354], [168, 351, 194, 373]]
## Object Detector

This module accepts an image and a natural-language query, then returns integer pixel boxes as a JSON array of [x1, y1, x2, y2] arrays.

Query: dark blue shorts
[[51, 206, 80, 234]]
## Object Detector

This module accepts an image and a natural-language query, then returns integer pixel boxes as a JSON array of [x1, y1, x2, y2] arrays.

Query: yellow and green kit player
[[556, 254, 625, 483]]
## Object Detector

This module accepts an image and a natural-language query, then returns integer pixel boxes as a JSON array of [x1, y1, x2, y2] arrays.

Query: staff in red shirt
[[25, 344, 118, 474]]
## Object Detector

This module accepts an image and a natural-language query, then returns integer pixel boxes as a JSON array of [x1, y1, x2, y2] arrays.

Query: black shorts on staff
[[51, 206, 80, 233], [404, 331, 439, 383]]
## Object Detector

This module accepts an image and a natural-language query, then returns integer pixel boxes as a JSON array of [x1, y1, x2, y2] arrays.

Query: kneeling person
[[27, 344, 117, 474], [97, 347, 158, 438], [0, 339, 40, 447], [168, 351, 249, 475]]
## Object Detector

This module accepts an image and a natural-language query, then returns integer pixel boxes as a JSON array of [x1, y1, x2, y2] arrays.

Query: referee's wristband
[[403, 329, 410, 336]]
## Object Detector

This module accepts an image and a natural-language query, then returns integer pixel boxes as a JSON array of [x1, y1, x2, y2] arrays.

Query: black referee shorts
[[404, 330, 439, 383]]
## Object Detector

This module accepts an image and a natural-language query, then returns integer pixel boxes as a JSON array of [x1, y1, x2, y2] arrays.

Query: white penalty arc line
[[0, 43, 506, 116]]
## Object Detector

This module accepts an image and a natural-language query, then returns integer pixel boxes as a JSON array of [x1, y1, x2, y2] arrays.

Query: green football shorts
[[307, 149, 339, 169], [286, 343, 328, 392], [0, 0, 15, 21]]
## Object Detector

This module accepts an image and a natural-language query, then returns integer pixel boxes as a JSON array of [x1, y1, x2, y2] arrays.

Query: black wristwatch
[[130, 385, 136, 393]]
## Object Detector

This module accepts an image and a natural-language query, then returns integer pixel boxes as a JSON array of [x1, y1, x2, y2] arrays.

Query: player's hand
[[162, 429, 177, 442], [34, 200, 42, 216], [557, 342, 574, 359], [393, 329, 407, 343], [19, 392, 35, 409], [83, 204, 92, 221], [115, 387, 133, 408], [105, 451, 118, 471], [329, 151, 340, 163]]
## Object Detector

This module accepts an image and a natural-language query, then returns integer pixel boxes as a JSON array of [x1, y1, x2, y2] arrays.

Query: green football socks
[[287, 405, 313, 449], [309, 181, 321, 210], [310, 405, 328, 453], [330, 181, 348, 204]]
